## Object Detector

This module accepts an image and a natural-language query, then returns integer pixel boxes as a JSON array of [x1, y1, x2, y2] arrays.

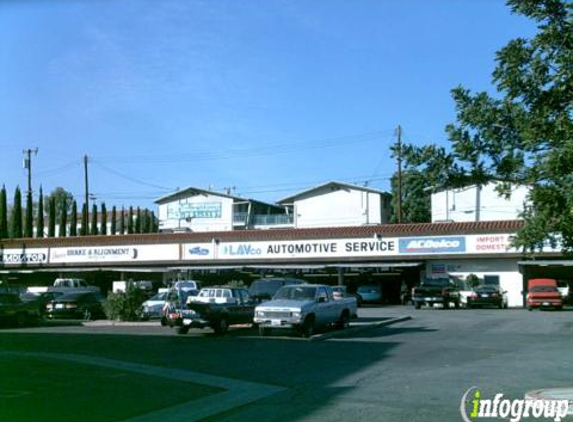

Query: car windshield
[[422, 279, 451, 287], [249, 280, 284, 297], [149, 292, 168, 301], [274, 286, 317, 301], [476, 286, 498, 292], [530, 286, 558, 293]]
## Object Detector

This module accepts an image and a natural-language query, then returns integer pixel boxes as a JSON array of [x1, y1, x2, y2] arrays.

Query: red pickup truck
[[527, 278, 563, 311]]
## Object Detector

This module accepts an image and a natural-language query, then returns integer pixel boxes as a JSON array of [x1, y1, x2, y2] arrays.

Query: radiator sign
[[399, 236, 466, 254]]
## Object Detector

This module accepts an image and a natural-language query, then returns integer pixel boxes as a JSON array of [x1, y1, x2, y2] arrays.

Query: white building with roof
[[278, 181, 392, 229], [431, 183, 530, 223]]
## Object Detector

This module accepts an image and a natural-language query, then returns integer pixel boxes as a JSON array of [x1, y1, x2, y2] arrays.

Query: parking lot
[[0, 306, 572, 421]]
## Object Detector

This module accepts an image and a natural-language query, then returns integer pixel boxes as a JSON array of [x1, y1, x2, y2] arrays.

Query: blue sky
[[0, 0, 535, 210]]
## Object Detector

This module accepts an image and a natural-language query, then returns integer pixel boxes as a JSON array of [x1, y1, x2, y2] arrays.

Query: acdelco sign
[[399, 237, 466, 254]]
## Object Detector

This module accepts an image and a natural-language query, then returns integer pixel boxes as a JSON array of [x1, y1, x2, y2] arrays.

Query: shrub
[[103, 287, 147, 321]]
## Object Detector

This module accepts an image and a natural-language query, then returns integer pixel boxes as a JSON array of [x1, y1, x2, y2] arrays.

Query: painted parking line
[[0, 351, 286, 422]]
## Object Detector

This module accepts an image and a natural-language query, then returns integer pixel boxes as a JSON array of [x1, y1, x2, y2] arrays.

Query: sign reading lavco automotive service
[[0, 248, 49, 264], [207, 237, 400, 261], [49, 244, 179, 263]]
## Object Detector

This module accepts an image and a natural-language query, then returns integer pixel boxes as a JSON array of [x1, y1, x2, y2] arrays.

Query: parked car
[[254, 284, 356, 337], [45, 291, 105, 320], [248, 277, 306, 303], [556, 280, 570, 303], [140, 289, 198, 324], [21, 291, 63, 315], [48, 278, 100, 293], [527, 278, 563, 311], [467, 285, 508, 309], [0, 293, 41, 326], [412, 278, 461, 309], [356, 285, 382, 304], [167, 287, 254, 335]]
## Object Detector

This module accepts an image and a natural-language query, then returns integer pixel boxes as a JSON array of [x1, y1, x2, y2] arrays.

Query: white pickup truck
[[253, 284, 357, 337]]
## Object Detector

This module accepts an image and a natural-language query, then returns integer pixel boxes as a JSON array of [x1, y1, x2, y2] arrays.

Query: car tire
[[301, 315, 315, 338], [213, 317, 229, 335], [414, 302, 421, 310], [442, 301, 449, 310], [15, 312, 27, 327], [528, 306, 533, 311], [259, 326, 271, 337], [160, 317, 168, 326], [337, 311, 350, 330], [175, 326, 189, 335]]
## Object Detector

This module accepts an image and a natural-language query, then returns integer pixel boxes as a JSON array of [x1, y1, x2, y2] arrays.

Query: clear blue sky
[[0, 0, 535, 210]]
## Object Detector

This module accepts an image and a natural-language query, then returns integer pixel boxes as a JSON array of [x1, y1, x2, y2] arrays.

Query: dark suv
[[248, 277, 306, 303]]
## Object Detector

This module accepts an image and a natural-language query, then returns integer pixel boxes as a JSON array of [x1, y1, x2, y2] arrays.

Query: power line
[[91, 160, 173, 191]]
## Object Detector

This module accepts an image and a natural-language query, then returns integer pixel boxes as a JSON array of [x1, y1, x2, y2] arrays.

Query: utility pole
[[23, 148, 38, 195], [396, 125, 403, 224]]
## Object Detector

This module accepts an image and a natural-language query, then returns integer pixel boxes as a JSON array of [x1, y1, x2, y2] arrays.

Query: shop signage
[[0, 248, 49, 264], [49, 244, 179, 263], [167, 202, 222, 219], [399, 237, 466, 254]]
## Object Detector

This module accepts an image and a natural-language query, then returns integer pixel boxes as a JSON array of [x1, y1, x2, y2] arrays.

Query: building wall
[[431, 184, 529, 222], [425, 258, 523, 307], [294, 188, 383, 228], [158, 194, 234, 232]]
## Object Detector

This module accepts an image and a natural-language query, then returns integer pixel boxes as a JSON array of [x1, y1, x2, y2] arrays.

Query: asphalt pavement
[[0, 305, 572, 421]]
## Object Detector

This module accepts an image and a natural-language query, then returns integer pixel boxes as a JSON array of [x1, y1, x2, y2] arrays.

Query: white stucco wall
[[425, 258, 524, 307], [432, 183, 529, 222], [294, 187, 382, 228], [158, 194, 234, 232]]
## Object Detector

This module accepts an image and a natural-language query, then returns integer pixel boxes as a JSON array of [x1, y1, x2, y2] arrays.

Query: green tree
[[111, 206, 117, 235], [70, 200, 77, 236], [119, 207, 125, 234], [100, 203, 107, 235], [127, 206, 134, 234], [81, 203, 88, 236], [150, 211, 158, 232], [48, 197, 56, 238], [388, 167, 432, 224], [59, 197, 68, 237], [0, 185, 8, 239], [10, 187, 23, 238], [24, 191, 33, 238], [400, 0, 573, 253], [91, 204, 98, 235], [45, 187, 74, 220], [36, 186, 44, 238], [141, 209, 150, 233], [135, 207, 141, 233]]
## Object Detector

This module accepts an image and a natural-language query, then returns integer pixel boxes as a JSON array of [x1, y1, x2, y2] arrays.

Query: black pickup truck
[[412, 278, 461, 309], [166, 287, 255, 335]]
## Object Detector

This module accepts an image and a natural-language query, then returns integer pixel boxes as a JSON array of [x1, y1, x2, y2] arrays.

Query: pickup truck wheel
[[175, 326, 189, 335], [15, 312, 27, 327], [259, 326, 271, 337], [414, 302, 421, 310], [337, 311, 350, 330], [213, 317, 229, 335], [442, 301, 449, 310], [301, 315, 315, 338]]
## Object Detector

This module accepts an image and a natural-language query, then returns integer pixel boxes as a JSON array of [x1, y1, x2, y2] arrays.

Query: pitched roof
[[154, 186, 247, 204], [278, 181, 389, 204]]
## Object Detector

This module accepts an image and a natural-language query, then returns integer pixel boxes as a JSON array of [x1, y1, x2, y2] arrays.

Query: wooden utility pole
[[396, 125, 403, 224], [83, 155, 89, 211], [23, 148, 38, 195]]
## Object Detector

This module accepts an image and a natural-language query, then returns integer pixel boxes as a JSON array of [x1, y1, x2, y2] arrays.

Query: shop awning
[[518, 260, 573, 267]]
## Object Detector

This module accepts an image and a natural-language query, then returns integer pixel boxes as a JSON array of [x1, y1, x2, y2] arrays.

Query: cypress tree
[[119, 207, 125, 234], [48, 197, 56, 237], [100, 203, 107, 235], [58, 197, 68, 237], [36, 186, 44, 238], [150, 211, 158, 233], [135, 207, 141, 233], [81, 203, 88, 236], [91, 203, 98, 235], [24, 190, 33, 238], [111, 206, 117, 235], [70, 200, 77, 236], [127, 206, 134, 234], [10, 187, 23, 238], [141, 209, 150, 233], [0, 185, 8, 239]]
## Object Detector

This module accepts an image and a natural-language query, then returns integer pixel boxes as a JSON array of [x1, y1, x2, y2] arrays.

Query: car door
[[315, 287, 336, 327]]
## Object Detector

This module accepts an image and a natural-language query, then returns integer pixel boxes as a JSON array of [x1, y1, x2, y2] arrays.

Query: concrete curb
[[82, 320, 161, 327], [309, 315, 413, 342]]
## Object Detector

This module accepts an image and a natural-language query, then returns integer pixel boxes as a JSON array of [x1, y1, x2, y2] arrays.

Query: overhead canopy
[[518, 260, 573, 267]]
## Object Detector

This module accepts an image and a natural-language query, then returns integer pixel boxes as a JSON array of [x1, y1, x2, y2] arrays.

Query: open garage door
[[519, 260, 573, 306]]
